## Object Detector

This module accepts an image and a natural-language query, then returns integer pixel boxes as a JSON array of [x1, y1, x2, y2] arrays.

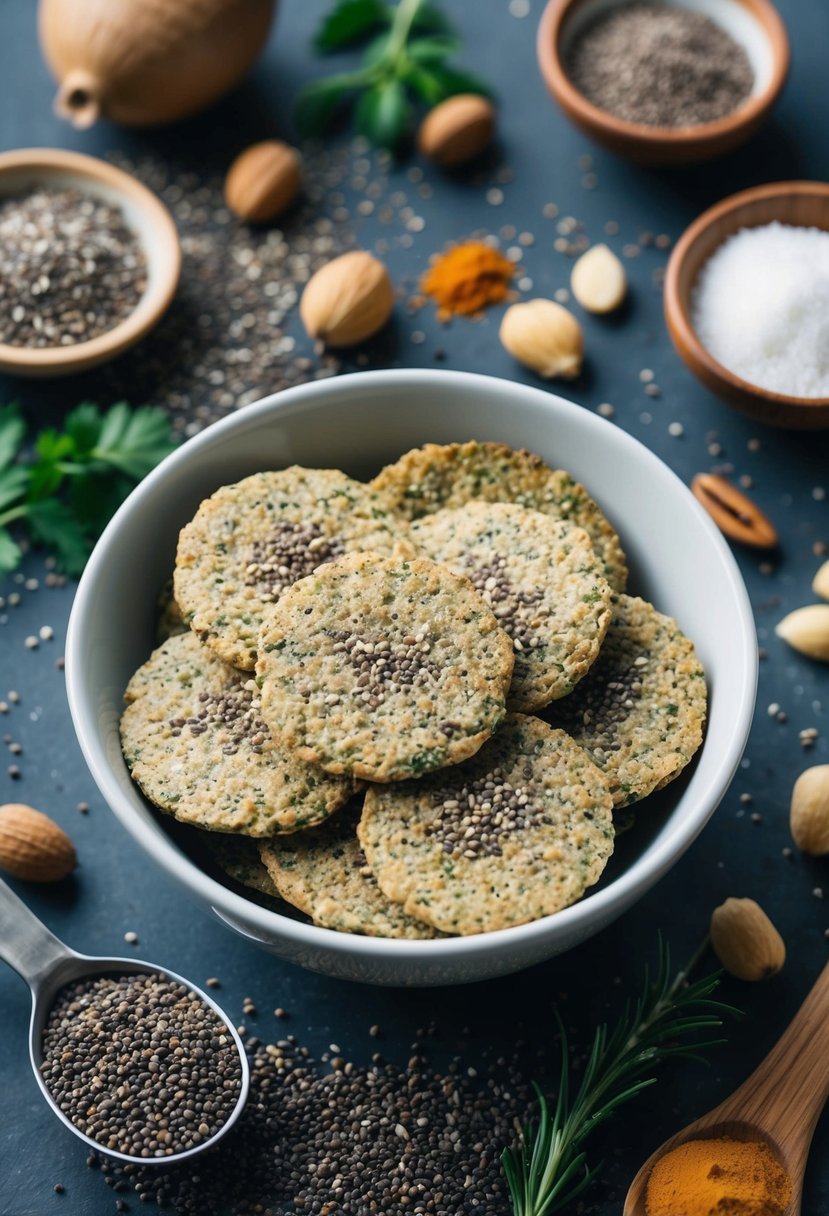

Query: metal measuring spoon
[[0, 877, 250, 1165]]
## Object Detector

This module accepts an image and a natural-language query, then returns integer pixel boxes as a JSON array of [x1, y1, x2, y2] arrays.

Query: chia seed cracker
[[260, 801, 443, 938], [411, 501, 612, 711], [256, 551, 515, 783], [200, 832, 281, 901], [174, 467, 410, 670], [545, 594, 707, 806], [0, 187, 146, 347], [371, 440, 628, 591], [359, 713, 614, 934], [40, 972, 242, 1158], [121, 632, 356, 836]]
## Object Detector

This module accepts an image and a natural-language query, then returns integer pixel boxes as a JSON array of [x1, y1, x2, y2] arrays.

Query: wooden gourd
[[38, 0, 276, 129]]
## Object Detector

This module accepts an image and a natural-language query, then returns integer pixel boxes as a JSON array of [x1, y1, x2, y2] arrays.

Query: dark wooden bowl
[[536, 0, 789, 166], [664, 181, 829, 430]]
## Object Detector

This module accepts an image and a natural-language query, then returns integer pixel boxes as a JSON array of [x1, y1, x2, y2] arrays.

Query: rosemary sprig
[[297, 0, 490, 149], [501, 938, 737, 1216]]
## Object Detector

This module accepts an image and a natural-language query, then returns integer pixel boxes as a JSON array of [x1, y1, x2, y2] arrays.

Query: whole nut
[[499, 298, 583, 380], [417, 94, 496, 168], [775, 604, 829, 662], [813, 560, 829, 601], [300, 250, 394, 347], [790, 765, 829, 855], [710, 897, 785, 981], [0, 803, 76, 882], [224, 140, 302, 223], [691, 473, 778, 549], [570, 244, 627, 314]]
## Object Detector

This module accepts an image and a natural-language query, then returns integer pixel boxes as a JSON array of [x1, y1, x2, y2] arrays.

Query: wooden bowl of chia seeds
[[0, 147, 180, 377], [537, 0, 790, 165]]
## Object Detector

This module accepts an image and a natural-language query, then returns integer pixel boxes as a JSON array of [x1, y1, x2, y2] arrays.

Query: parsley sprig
[[297, 0, 490, 149], [502, 939, 737, 1215], [0, 401, 176, 577]]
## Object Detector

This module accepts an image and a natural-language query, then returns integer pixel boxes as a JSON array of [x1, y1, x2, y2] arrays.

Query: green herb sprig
[[297, 0, 490, 149], [502, 939, 736, 1216], [0, 401, 176, 578]]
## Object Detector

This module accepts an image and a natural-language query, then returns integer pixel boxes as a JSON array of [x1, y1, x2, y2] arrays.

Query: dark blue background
[[1, 1, 828, 1212]]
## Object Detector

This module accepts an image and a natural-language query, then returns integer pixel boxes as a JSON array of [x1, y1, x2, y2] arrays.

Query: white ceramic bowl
[[66, 370, 757, 986]]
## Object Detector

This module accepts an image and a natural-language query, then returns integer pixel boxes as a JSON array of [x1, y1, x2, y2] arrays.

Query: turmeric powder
[[421, 241, 514, 320], [645, 1137, 792, 1216]]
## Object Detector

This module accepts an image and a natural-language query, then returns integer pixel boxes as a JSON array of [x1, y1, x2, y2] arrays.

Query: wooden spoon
[[624, 962, 829, 1216]]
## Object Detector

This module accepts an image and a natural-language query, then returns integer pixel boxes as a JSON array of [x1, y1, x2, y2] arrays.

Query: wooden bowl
[[0, 148, 180, 378], [537, 0, 789, 165], [664, 181, 829, 429]]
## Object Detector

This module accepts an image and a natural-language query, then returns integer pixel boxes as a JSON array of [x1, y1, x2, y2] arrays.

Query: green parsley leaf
[[91, 404, 176, 480], [0, 404, 25, 471], [0, 465, 29, 513], [0, 528, 22, 576], [64, 401, 105, 456], [424, 63, 491, 99], [296, 75, 358, 137], [25, 499, 91, 576], [402, 64, 446, 106], [314, 0, 388, 52], [410, 2, 452, 33], [355, 77, 409, 148]]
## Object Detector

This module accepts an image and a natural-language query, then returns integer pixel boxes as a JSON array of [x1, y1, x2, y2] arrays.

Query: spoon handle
[[714, 962, 829, 1169], [0, 878, 75, 990]]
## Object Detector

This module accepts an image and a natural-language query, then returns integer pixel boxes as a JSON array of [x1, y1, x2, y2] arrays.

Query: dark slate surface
[[1, 1, 828, 1213]]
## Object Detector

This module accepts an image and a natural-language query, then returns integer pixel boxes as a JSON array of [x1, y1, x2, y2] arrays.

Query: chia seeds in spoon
[[40, 972, 242, 1158], [566, 2, 754, 129]]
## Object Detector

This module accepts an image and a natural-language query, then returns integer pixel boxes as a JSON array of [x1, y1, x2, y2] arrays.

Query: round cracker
[[411, 502, 612, 712], [174, 467, 409, 670], [260, 804, 442, 939], [544, 594, 707, 806], [256, 551, 514, 783], [358, 713, 614, 935], [121, 632, 356, 836], [371, 440, 627, 591]]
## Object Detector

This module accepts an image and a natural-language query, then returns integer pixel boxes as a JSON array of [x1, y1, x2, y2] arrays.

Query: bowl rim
[[664, 179, 829, 411], [0, 147, 181, 373], [66, 368, 758, 962], [537, 0, 790, 150]]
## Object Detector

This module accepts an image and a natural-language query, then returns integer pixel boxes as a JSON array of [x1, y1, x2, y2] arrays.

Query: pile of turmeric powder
[[645, 1137, 792, 1216], [420, 240, 514, 320]]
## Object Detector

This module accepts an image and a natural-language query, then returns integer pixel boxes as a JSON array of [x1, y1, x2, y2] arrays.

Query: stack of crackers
[[121, 442, 706, 937]]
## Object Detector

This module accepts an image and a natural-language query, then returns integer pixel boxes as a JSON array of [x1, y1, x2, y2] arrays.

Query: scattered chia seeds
[[245, 523, 346, 601], [0, 188, 146, 347], [40, 972, 242, 1159], [94, 1028, 530, 1215], [427, 764, 547, 859], [462, 555, 545, 654], [566, 3, 754, 129]]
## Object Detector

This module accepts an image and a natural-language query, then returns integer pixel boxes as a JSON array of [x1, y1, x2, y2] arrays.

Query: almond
[[691, 473, 778, 549], [0, 803, 76, 882], [300, 251, 394, 348], [790, 765, 829, 855], [775, 604, 829, 662], [710, 897, 785, 981], [499, 298, 583, 380], [417, 94, 496, 168], [570, 244, 627, 314], [224, 140, 302, 223], [813, 559, 829, 601]]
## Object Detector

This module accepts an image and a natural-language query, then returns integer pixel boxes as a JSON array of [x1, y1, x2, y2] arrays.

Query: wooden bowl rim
[[537, 0, 790, 151], [0, 147, 181, 374], [664, 179, 829, 411]]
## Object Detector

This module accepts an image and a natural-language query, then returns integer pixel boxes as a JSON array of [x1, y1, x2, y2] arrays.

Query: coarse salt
[[692, 222, 829, 398]]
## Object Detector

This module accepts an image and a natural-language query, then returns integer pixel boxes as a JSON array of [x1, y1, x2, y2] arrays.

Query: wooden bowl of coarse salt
[[664, 181, 829, 430], [0, 148, 180, 377], [537, 0, 789, 165]]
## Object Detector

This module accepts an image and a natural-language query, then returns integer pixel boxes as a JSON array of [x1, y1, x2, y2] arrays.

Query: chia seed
[[40, 972, 242, 1159], [95, 1030, 530, 1214], [244, 522, 345, 601], [312, 628, 440, 712], [427, 764, 548, 859], [462, 554, 545, 656], [0, 188, 146, 347], [566, 3, 754, 129], [171, 678, 268, 756]]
